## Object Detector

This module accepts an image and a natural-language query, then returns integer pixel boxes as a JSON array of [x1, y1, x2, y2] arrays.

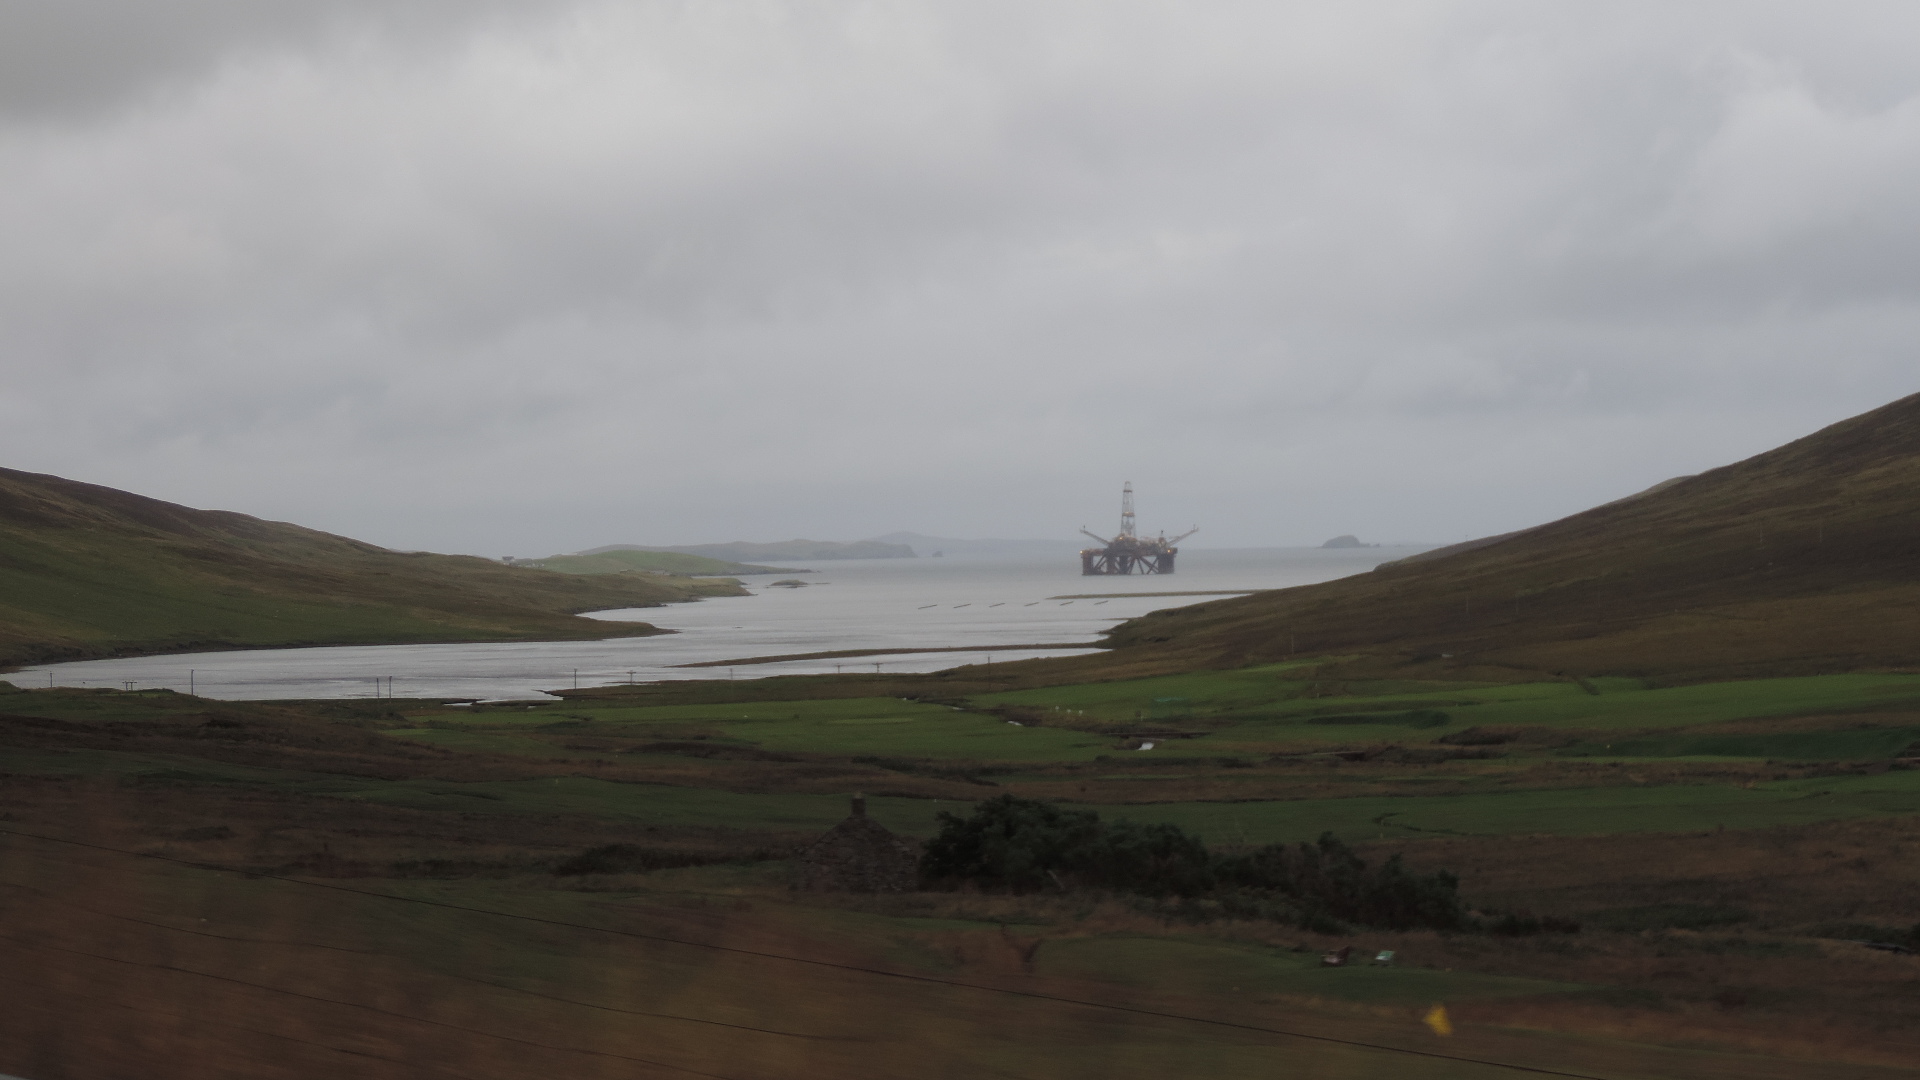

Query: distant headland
[[581, 539, 916, 563]]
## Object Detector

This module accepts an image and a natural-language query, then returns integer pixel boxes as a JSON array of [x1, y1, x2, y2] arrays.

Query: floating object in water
[[953, 603, 970, 608], [1024, 602, 1039, 606], [1137, 741, 1155, 751], [1094, 600, 1108, 605], [989, 603, 1005, 607], [917, 604, 937, 609]]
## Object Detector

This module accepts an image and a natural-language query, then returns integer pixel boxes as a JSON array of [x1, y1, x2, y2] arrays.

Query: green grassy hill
[[525, 548, 794, 576], [1085, 392, 1920, 683], [0, 467, 745, 666]]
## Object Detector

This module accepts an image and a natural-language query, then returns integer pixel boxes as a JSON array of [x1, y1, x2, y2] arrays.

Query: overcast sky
[[3, 2, 1917, 556]]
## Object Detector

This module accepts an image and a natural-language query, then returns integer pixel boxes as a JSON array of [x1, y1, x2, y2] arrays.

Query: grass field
[[9, 395, 1920, 1075], [24, 834, 1894, 1080], [4, 664, 1918, 1078]]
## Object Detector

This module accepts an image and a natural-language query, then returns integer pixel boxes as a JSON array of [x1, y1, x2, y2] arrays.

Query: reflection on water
[[15, 546, 1425, 700]]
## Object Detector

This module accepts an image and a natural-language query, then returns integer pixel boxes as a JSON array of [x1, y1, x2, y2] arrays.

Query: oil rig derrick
[[1078, 482, 1198, 575]]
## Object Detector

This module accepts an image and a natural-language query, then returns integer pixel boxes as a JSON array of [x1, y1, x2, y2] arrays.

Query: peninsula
[[0, 467, 744, 667]]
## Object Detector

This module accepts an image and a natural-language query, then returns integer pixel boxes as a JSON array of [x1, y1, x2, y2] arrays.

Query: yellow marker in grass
[[1423, 1004, 1453, 1037]]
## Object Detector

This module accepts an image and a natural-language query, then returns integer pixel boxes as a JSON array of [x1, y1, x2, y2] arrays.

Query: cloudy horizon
[[4, 2, 1917, 557]]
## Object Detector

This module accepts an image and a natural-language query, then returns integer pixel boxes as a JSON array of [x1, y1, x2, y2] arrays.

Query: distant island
[[865, 531, 1082, 558], [1320, 534, 1378, 549], [583, 539, 915, 562], [524, 549, 798, 577]]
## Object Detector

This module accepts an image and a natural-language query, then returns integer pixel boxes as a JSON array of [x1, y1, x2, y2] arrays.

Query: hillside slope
[[1089, 393, 1920, 683], [0, 468, 744, 666]]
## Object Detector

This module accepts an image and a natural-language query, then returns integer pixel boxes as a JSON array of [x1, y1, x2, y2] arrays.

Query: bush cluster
[[919, 796, 1467, 932]]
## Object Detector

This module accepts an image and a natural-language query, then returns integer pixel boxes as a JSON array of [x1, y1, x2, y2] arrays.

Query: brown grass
[[6, 688, 1920, 1077], [7, 820, 1918, 1080], [1059, 392, 1920, 686]]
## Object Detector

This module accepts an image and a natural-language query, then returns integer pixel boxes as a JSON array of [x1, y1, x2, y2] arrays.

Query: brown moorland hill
[[1085, 392, 1920, 683], [0, 467, 743, 666]]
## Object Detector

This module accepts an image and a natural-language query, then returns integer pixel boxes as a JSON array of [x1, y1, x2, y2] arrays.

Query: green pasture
[[411, 696, 1124, 762], [21, 736, 1919, 847], [1087, 770, 1920, 844], [978, 671, 1920, 749], [326, 774, 956, 834], [1559, 727, 1920, 761], [422, 674, 1920, 764], [385, 727, 595, 759], [426, 696, 953, 728], [968, 662, 1336, 719]]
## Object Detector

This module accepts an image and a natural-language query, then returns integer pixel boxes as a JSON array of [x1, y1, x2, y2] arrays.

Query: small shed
[[795, 794, 920, 893]]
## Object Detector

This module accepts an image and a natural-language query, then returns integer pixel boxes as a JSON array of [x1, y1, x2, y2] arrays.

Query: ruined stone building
[[794, 794, 920, 893]]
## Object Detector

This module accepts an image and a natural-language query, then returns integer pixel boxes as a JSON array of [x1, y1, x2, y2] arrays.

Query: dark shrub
[[1075, 820, 1214, 898], [920, 797, 1210, 895], [922, 802, 1465, 932], [1215, 832, 1465, 931], [919, 795, 1102, 892]]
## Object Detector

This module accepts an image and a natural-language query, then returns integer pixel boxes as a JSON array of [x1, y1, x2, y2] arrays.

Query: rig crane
[[1077, 482, 1197, 575]]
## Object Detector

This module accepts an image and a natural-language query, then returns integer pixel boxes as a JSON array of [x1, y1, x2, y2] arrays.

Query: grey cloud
[[1, 2, 1917, 557], [0, 0, 554, 122]]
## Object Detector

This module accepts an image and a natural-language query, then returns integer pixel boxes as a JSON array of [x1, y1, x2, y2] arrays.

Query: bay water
[[13, 546, 1426, 701]]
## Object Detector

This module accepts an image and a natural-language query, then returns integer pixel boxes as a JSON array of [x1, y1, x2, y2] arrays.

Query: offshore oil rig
[[1079, 482, 1198, 575]]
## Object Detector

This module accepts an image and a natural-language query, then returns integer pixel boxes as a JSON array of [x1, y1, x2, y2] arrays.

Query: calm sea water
[[14, 546, 1426, 701]]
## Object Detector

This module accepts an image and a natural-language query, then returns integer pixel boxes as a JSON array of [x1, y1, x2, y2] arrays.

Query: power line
[[1, 827, 1619, 1080]]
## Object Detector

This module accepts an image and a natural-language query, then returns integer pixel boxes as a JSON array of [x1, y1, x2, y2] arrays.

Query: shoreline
[[671, 641, 1100, 669]]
